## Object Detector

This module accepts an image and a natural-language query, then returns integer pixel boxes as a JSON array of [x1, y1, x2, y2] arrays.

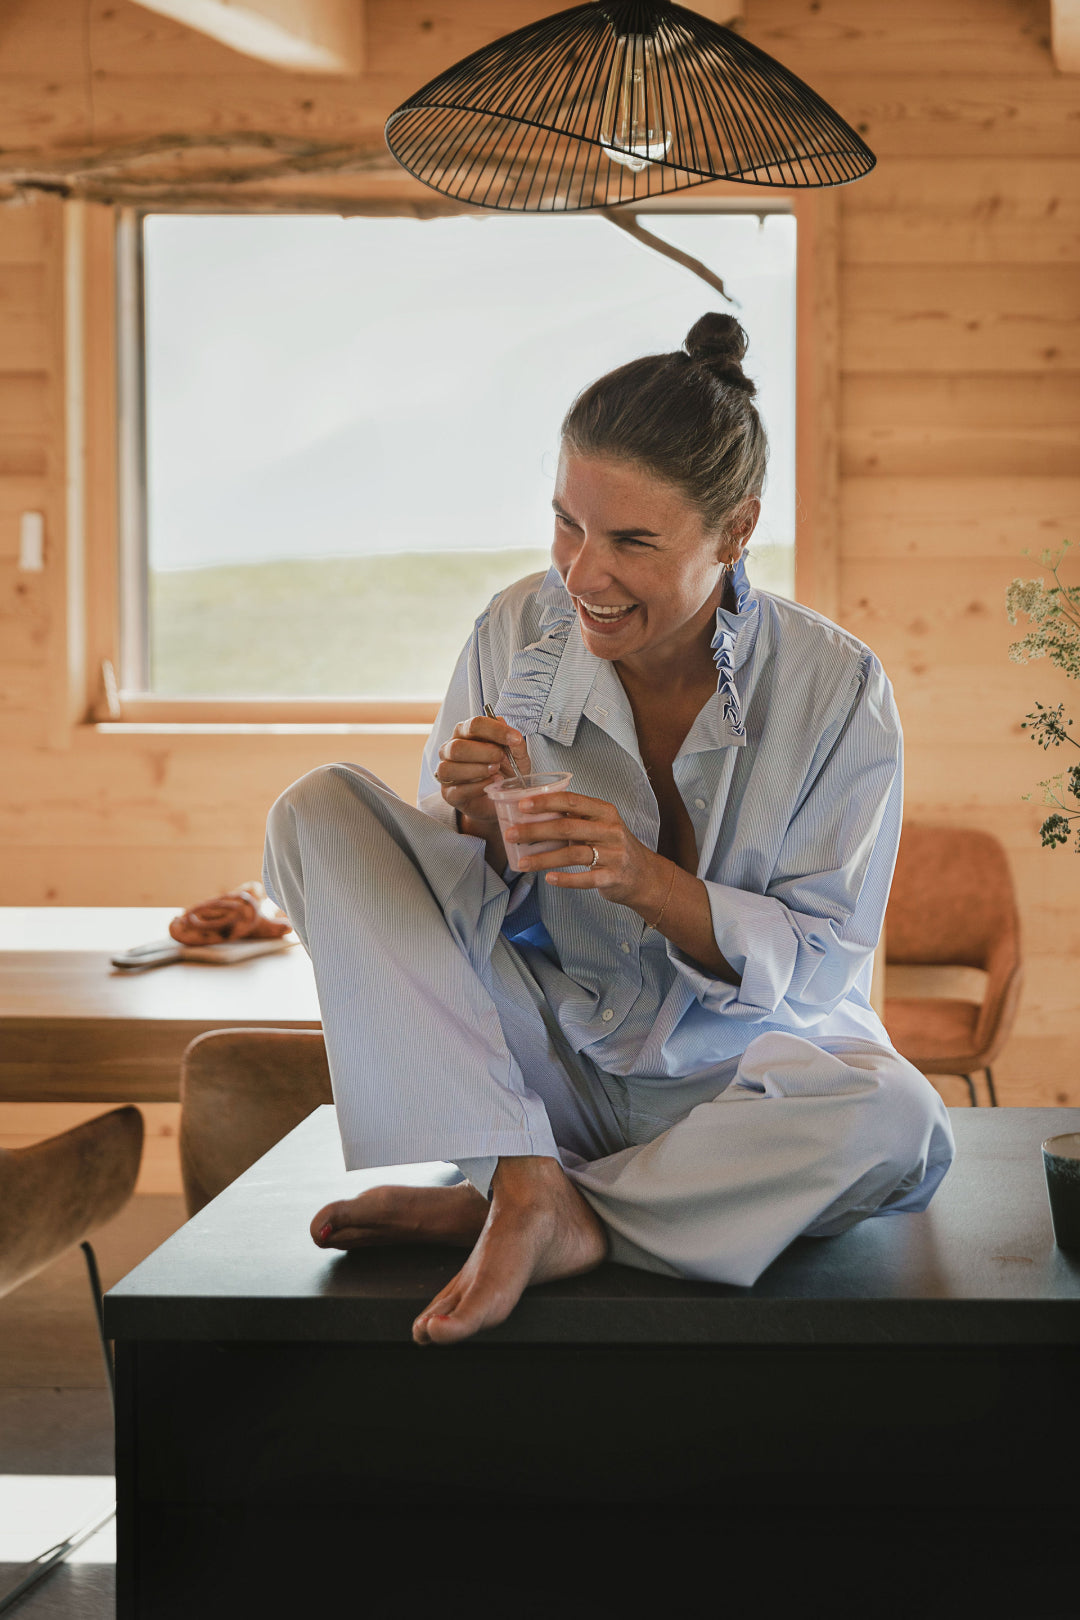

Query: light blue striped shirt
[[418, 556, 901, 1080]]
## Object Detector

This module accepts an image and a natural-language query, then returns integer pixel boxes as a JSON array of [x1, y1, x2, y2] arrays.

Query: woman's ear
[[718, 496, 761, 568]]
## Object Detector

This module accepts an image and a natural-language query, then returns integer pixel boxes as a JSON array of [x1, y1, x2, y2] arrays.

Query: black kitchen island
[[105, 1105, 1080, 1618]]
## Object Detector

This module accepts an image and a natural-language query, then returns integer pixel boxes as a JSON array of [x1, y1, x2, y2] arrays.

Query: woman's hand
[[506, 787, 739, 980], [504, 789, 671, 915], [435, 715, 532, 836]]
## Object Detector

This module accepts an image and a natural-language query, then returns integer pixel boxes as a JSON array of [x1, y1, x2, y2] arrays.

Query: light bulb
[[599, 34, 672, 172]]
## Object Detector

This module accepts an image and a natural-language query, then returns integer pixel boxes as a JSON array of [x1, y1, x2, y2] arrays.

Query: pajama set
[[263, 557, 954, 1287]]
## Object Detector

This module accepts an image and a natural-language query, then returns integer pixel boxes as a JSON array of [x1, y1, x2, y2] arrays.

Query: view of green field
[[149, 544, 794, 698], [149, 549, 551, 698]]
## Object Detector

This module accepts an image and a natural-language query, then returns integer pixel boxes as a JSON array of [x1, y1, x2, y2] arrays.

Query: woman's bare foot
[[412, 1156, 608, 1347], [310, 1182, 489, 1250]]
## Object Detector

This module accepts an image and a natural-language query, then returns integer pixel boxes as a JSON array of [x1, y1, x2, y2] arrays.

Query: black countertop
[[105, 1106, 1080, 1346]]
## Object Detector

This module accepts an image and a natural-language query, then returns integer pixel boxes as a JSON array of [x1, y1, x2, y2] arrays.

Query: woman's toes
[[423, 1302, 489, 1345], [312, 1185, 490, 1256], [310, 1189, 390, 1246], [420, 1274, 518, 1345], [412, 1313, 436, 1345], [310, 1202, 346, 1243], [420, 1312, 464, 1346], [412, 1282, 463, 1344]]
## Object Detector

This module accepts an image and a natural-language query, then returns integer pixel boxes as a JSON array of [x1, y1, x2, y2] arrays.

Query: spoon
[[483, 703, 527, 787]]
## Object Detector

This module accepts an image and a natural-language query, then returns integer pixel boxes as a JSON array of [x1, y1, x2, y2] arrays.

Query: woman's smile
[[576, 598, 640, 631]]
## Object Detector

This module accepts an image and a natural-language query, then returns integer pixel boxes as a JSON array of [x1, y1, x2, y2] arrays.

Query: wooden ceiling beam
[[1051, 0, 1080, 71], [129, 0, 364, 75]]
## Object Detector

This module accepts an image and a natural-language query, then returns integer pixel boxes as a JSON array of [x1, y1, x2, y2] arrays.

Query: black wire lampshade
[[384, 0, 875, 212]]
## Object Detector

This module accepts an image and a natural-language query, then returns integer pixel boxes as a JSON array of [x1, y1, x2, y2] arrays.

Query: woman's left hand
[[505, 789, 668, 911]]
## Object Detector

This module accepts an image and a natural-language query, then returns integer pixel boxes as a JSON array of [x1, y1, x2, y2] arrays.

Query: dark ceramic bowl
[[1042, 1132, 1080, 1256]]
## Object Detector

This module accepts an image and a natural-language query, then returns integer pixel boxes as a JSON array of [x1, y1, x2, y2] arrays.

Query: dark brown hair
[[560, 313, 768, 535]]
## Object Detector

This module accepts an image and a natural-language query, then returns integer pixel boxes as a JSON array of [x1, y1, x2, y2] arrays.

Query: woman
[[263, 313, 954, 1347]]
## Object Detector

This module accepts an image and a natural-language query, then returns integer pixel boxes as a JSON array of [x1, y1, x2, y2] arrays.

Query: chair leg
[[961, 1074, 978, 1107], [984, 1066, 999, 1108], [0, 1244, 118, 1614], [80, 1241, 115, 1411]]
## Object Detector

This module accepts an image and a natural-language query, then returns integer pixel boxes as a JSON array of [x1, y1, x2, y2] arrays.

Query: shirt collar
[[505, 561, 759, 751], [712, 552, 759, 670]]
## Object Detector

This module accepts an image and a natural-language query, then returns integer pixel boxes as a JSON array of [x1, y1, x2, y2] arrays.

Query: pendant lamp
[[384, 0, 875, 212]]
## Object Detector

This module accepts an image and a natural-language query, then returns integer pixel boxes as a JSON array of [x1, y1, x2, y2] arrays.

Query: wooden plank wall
[[0, 0, 1077, 1110]]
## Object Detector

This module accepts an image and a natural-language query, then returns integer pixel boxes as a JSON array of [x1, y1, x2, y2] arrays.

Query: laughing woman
[[263, 313, 954, 1346]]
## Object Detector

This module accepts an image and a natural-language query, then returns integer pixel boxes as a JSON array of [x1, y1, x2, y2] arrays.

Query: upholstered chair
[[180, 1027, 332, 1217], [0, 1105, 144, 1301], [884, 824, 1023, 1107]]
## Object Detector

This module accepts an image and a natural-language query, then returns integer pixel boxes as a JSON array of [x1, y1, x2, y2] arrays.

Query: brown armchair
[[884, 824, 1023, 1108], [179, 1027, 332, 1217]]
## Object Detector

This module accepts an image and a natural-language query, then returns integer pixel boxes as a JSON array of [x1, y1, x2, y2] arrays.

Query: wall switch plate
[[19, 511, 44, 571]]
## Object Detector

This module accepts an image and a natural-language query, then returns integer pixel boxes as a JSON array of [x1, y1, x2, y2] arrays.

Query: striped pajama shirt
[[263, 558, 954, 1286]]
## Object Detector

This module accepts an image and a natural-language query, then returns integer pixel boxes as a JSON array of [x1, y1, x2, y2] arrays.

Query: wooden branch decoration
[[0, 132, 399, 208], [602, 210, 739, 307]]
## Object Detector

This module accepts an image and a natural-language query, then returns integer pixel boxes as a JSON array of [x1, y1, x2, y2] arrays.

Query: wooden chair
[[180, 1028, 331, 1217], [884, 824, 1023, 1108], [0, 1106, 143, 1615], [0, 1102, 143, 1318]]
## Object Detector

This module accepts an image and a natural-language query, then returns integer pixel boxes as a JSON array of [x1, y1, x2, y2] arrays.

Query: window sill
[[92, 721, 433, 736], [90, 696, 439, 735]]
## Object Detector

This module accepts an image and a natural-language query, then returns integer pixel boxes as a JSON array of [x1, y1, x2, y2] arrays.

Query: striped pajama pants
[[263, 762, 954, 1288]]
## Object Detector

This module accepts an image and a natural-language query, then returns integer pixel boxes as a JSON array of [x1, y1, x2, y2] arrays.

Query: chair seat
[[884, 997, 986, 1074]]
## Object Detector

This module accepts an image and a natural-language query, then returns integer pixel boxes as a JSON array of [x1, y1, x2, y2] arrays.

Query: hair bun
[[684, 313, 756, 396]]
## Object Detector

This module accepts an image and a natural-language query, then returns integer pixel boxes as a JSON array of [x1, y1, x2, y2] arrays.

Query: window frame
[[79, 189, 837, 730]]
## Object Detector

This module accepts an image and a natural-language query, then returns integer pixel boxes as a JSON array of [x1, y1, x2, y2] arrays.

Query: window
[[115, 206, 797, 709]]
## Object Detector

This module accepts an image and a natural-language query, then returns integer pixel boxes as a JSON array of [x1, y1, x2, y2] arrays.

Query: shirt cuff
[[417, 789, 458, 831], [668, 880, 801, 1020]]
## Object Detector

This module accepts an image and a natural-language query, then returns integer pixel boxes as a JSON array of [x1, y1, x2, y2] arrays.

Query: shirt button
[[695, 798, 707, 810], [620, 941, 631, 954], [602, 1008, 614, 1022]]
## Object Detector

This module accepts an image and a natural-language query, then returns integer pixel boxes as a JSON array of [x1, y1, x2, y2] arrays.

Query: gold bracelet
[[648, 859, 678, 931]]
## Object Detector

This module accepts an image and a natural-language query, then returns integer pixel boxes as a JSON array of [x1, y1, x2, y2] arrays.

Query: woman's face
[[551, 449, 758, 669]]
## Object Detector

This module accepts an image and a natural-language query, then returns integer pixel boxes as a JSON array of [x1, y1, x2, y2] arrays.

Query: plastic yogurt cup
[[484, 773, 573, 873]]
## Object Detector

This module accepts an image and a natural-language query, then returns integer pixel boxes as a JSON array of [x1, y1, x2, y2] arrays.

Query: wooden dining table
[[0, 907, 884, 1105], [0, 908, 321, 1103]]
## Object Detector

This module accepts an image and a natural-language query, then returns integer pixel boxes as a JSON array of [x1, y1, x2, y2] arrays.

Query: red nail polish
[[319, 1223, 333, 1241]]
